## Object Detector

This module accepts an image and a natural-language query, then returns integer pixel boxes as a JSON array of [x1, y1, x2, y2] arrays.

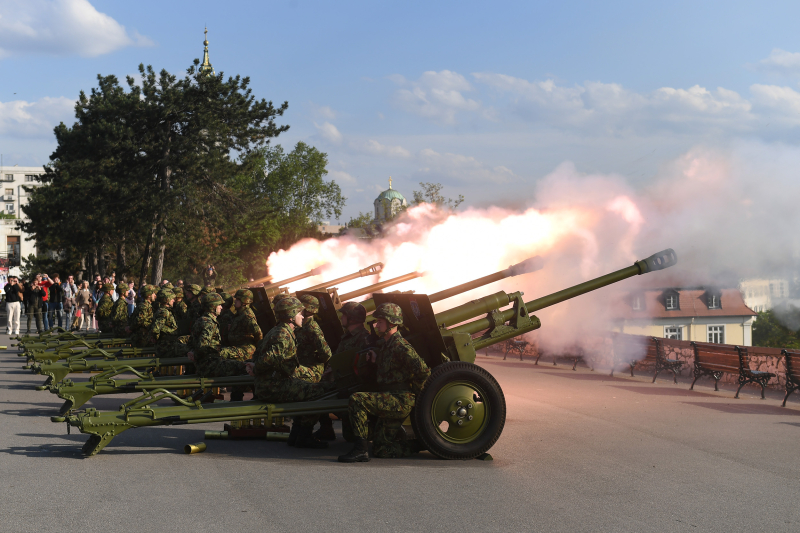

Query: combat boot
[[313, 414, 336, 441], [287, 422, 301, 447], [229, 390, 244, 402], [337, 438, 370, 463], [295, 426, 329, 449]]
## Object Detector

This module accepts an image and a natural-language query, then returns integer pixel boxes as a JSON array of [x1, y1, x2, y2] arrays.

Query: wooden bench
[[534, 344, 590, 371], [607, 333, 647, 377], [781, 349, 800, 406], [641, 337, 683, 383], [502, 339, 529, 361], [691, 343, 775, 399]]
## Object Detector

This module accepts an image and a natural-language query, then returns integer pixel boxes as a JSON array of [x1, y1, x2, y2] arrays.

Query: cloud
[[356, 139, 411, 159], [754, 48, 800, 76], [328, 170, 356, 184], [0, 0, 152, 58], [314, 121, 343, 143], [390, 70, 481, 124], [0, 96, 74, 137], [416, 148, 516, 184]]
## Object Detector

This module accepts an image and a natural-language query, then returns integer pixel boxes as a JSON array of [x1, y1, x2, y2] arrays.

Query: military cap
[[103, 283, 116, 293], [116, 284, 127, 295], [274, 296, 303, 319], [340, 301, 367, 323], [234, 289, 253, 305], [163, 282, 174, 289], [272, 293, 290, 306], [200, 286, 212, 296], [185, 284, 202, 296], [298, 294, 319, 313], [142, 284, 159, 298], [172, 287, 184, 298], [373, 302, 403, 326], [201, 292, 225, 311], [156, 288, 174, 303]]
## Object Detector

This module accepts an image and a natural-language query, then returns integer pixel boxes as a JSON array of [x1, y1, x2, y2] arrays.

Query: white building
[[739, 278, 790, 312], [0, 165, 43, 272]]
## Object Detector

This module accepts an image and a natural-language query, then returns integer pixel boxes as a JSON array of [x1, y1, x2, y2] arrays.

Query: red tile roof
[[611, 288, 757, 319]]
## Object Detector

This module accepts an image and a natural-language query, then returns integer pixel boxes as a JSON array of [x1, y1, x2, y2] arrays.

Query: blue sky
[[2, 0, 800, 221]]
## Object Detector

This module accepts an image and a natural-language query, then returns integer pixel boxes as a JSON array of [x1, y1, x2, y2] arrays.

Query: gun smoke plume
[[267, 141, 799, 354]]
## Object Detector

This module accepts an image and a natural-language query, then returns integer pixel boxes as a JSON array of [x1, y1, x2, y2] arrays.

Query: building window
[[665, 293, 678, 310], [769, 283, 774, 296], [708, 325, 724, 344], [24, 174, 38, 182], [4, 174, 12, 182], [5, 204, 13, 214], [632, 294, 643, 310], [780, 282, 785, 298], [664, 326, 682, 340], [707, 294, 720, 309]]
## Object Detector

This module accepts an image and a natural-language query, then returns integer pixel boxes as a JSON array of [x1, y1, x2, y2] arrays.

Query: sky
[[2, 0, 800, 222]]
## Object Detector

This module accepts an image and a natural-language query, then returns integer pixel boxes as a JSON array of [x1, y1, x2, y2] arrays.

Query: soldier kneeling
[[338, 303, 431, 463]]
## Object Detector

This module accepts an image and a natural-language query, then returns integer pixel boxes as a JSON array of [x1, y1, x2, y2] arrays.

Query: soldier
[[220, 289, 263, 402], [314, 301, 372, 441], [217, 292, 236, 345], [181, 284, 203, 335], [129, 285, 157, 347], [246, 296, 330, 449], [171, 286, 188, 331], [144, 289, 180, 356], [111, 284, 130, 337], [186, 293, 248, 379], [338, 303, 431, 463], [293, 294, 332, 384], [95, 283, 116, 333]]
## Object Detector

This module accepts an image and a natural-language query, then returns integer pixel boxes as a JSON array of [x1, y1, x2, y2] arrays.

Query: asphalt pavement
[[1, 332, 799, 533]]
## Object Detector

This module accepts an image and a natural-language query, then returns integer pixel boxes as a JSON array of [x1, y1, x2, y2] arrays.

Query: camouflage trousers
[[220, 344, 256, 362], [98, 320, 114, 334], [196, 355, 248, 378], [348, 391, 418, 458], [113, 325, 129, 338], [129, 331, 150, 349], [293, 363, 324, 383], [254, 377, 328, 428]]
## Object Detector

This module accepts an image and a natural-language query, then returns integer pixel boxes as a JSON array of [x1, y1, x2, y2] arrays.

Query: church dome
[[373, 177, 408, 223], [376, 188, 406, 202]]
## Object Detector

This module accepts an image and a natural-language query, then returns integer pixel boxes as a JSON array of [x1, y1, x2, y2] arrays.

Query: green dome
[[376, 189, 406, 202]]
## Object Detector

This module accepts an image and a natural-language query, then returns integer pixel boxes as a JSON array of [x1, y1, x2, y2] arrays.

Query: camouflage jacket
[[218, 307, 236, 345], [374, 331, 430, 394], [254, 322, 297, 378], [111, 297, 129, 337], [96, 294, 115, 333], [129, 300, 154, 333], [227, 306, 262, 347], [335, 325, 372, 355], [296, 316, 332, 369], [183, 299, 203, 335], [190, 311, 222, 363], [146, 306, 179, 347], [172, 300, 188, 334]]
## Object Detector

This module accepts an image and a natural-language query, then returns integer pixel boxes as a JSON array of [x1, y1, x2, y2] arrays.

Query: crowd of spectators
[[2, 272, 144, 335]]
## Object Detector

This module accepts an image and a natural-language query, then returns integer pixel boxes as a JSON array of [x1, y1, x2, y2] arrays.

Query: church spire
[[200, 26, 214, 75]]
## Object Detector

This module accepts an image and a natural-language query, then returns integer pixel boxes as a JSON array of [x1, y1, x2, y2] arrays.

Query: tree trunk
[[78, 254, 86, 282], [91, 248, 99, 278], [151, 222, 166, 285], [117, 239, 127, 282], [98, 240, 107, 279], [139, 221, 156, 286], [150, 135, 172, 286]]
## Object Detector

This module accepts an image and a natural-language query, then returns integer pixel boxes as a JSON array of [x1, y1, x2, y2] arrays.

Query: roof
[[611, 288, 757, 320], [375, 188, 406, 202]]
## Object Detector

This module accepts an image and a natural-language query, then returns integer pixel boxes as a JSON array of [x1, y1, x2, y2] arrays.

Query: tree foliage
[[752, 309, 800, 349], [20, 61, 344, 285], [412, 182, 464, 210]]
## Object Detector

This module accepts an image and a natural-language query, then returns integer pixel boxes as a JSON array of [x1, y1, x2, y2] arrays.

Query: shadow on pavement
[[611, 385, 719, 398], [682, 401, 800, 416]]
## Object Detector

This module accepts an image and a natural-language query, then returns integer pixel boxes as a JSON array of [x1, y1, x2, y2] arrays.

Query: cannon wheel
[[413, 362, 505, 460]]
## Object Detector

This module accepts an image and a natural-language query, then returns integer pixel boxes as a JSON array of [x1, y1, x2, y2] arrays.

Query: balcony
[[3, 195, 14, 201]]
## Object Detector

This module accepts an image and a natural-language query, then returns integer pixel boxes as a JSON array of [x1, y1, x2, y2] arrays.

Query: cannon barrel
[[302, 262, 383, 292], [448, 249, 677, 337], [339, 271, 425, 304], [428, 256, 543, 304], [262, 264, 328, 290]]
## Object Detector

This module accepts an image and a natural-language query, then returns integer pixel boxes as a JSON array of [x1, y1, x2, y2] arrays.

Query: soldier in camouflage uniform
[[217, 292, 236, 345], [293, 294, 332, 384], [338, 303, 430, 463], [111, 284, 130, 338], [128, 285, 158, 347], [222, 289, 262, 360], [171, 287, 188, 331], [314, 301, 372, 441], [182, 284, 204, 335], [187, 293, 248, 379], [95, 283, 116, 333], [144, 289, 180, 356], [246, 296, 330, 449]]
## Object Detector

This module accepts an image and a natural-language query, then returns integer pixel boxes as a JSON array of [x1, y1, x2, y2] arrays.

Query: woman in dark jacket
[[25, 279, 44, 333]]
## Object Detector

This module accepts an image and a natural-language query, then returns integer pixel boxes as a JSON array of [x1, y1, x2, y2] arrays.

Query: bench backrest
[[692, 342, 741, 374], [783, 350, 800, 382], [611, 334, 652, 363]]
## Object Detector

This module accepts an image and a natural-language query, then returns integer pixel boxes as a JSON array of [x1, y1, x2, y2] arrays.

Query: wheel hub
[[430, 382, 488, 443]]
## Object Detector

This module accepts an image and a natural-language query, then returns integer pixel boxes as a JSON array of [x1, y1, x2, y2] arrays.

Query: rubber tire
[[413, 361, 505, 460]]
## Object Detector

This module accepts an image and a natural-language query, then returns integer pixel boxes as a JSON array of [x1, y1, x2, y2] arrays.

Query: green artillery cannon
[[57, 249, 676, 458], [20, 337, 132, 364], [31, 349, 180, 386], [44, 258, 542, 413], [12, 327, 115, 344]]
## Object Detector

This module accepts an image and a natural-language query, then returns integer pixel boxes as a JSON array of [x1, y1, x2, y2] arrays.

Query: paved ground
[[1, 333, 799, 533]]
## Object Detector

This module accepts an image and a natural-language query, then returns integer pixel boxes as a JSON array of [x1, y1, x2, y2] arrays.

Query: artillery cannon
[[56, 249, 676, 458], [44, 258, 543, 412]]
